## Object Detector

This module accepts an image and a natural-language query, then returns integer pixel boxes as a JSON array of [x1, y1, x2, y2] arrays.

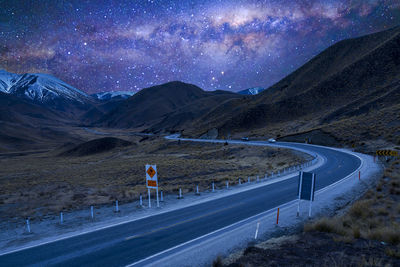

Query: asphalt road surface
[[0, 141, 361, 267]]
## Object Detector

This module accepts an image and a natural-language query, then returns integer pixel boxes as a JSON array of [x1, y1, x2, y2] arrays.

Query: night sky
[[1, 0, 399, 94]]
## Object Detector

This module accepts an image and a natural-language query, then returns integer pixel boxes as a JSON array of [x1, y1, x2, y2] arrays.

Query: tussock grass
[[305, 159, 400, 247], [368, 226, 400, 245], [385, 247, 400, 258], [304, 217, 347, 236]]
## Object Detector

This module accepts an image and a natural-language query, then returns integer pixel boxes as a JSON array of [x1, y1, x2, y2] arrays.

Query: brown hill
[[60, 137, 133, 157], [185, 26, 400, 146], [98, 81, 239, 129], [0, 92, 82, 151]]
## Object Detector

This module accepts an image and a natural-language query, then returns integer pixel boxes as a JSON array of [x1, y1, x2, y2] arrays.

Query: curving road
[[0, 140, 361, 266]]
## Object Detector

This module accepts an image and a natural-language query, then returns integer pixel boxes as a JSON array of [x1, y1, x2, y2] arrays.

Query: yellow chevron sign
[[376, 150, 398, 157]]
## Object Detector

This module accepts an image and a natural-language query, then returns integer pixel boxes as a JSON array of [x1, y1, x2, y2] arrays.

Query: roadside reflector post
[[156, 188, 159, 207], [297, 172, 303, 217], [148, 189, 151, 208], [276, 208, 280, 225], [212, 182, 215, 192], [254, 222, 260, 239], [160, 191, 163, 202], [140, 194, 143, 206], [26, 219, 31, 233], [91, 206, 94, 219], [308, 173, 315, 218], [115, 200, 119, 212], [248, 177, 250, 183], [60, 212, 63, 224], [226, 180, 229, 189], [178, 187, 183, 199], [196, 184, 200, 195], [239, 178, 241, 185]]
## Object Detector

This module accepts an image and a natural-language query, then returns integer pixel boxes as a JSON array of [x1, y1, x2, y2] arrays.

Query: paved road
[[0, 141, 361, 267]]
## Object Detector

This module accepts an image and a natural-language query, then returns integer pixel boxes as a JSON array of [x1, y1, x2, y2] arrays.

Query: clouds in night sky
[[1, 0, 399, 93]]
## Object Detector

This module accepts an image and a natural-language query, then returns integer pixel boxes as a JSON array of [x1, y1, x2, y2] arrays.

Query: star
[[0, 1, 398, 94]]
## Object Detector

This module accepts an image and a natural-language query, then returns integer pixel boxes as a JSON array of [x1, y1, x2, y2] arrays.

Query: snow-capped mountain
[[238, 87, 265, 95], [91, 91, 135, 101], [0, 70, 90, 105]]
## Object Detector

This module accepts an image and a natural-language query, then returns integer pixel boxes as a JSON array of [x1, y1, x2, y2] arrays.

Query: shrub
[[352, 226, 361, 238], [349, 201, 372, 219], [304, 217, 346, 235], [368, 227, 400, 245]]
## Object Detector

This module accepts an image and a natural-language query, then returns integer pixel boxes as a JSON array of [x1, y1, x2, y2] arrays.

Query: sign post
[[297, 171, 316, 218], [146, 164, 159, 208]]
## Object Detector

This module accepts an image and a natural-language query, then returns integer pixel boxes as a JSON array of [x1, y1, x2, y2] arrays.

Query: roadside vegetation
[[216, 157, 400, 266]]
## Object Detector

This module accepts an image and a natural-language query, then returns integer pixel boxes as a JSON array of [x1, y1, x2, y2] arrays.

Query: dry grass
[[305, 159, 400, 246], [0, 135, 310, 220]]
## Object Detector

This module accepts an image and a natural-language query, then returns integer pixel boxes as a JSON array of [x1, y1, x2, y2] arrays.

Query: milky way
[[1, 0, 399, 94]]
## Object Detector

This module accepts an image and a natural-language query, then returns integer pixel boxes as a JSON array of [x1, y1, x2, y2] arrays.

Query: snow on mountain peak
[[238, 87, 265, 95], [0, 70, 19, 93], [0, 70, 89, 104], [92, 91, 135, 100]]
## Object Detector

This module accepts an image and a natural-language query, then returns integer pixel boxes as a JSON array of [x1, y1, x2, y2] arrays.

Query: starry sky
[[1, 0, 399, 94]]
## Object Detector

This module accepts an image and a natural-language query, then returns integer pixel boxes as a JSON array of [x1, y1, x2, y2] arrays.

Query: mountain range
[[1, 26, 399, 151]]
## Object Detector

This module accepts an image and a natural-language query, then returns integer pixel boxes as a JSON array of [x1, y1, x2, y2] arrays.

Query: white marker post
[[179, 187, 183, 199], [115, 200, 119, 212], [140, 194, 143, 206], [308, 173, 315, 218], [26, 219, 31, 233], [148, 189, 151, 208], [248, 177, 250, 183], [226, 181, 229, 189], [91, 206, 94, 219], [196, 185, 200, 195], [239, 178, 241, 185], [212, 182, 215, 192], [160, 191, 163, 202], [254, 222, 260, 239], [297, 172, 303, 217], [60, 212, 63, 224], [156, 188, 159, 208]]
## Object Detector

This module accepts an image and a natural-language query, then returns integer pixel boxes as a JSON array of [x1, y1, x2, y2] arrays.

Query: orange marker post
[[276, 208, 280, 225]]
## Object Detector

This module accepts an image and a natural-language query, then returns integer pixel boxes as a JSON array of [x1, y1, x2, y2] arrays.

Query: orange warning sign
[[147, 166, 156, 178], [146, 164, 158, 189], [147, 180, 157, 187]]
